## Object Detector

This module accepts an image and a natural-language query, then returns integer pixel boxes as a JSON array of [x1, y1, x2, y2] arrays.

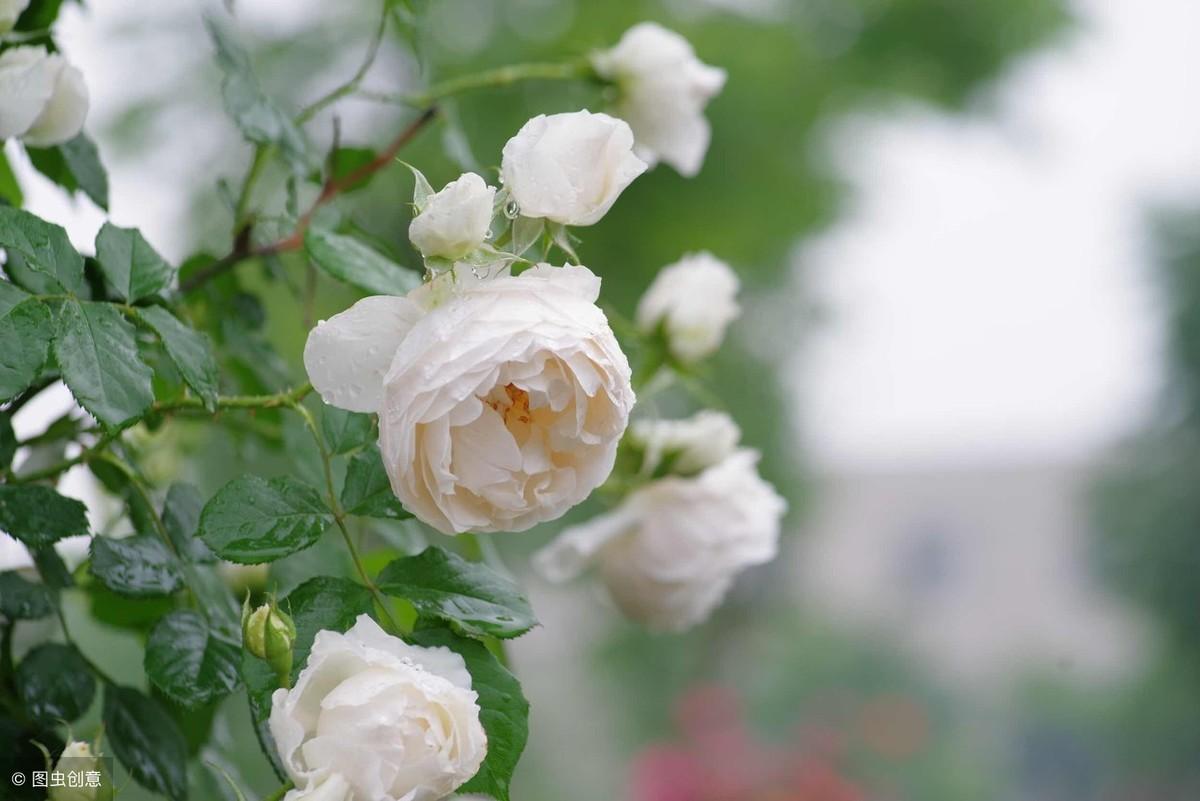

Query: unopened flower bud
[[242, 597, 296, 686], [51, 740, 112, 801]]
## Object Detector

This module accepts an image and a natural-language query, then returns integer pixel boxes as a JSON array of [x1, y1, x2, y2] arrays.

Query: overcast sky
[[794, 0, 1200, 469]]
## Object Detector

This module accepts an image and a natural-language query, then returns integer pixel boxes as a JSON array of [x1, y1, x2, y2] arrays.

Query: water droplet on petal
[[504, 200, 520, 220]]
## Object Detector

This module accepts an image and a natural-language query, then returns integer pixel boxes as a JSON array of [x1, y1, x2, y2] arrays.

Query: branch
[[182, 107, 437, 294], [7, 383, 313, 484]]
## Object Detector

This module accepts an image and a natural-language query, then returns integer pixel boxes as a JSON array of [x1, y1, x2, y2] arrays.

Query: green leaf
[[320, 406, 373, 455], [411, 627, 529, 801], [0, 282, 52, 401], [162, 482, 215, 563], [0, 411, 15, 470], [0, 206, 83, 293], [16, 643, 96, 723], [305, 228, 421, 295], [0, 485, 88, 549], [104, 684, 189, 801], [0, 571, 54, 619], [242, 576, 373, 775], [378, 547, 536, 639], [205, 17, 315, 175], [339, 444, 411, 520], [145, 610, 242, 708], [136, 306, 219, 410], [314, 147, 376, 193], [25, 133, 109, 210], [94, 223, 174, 302], [89, 534, 183, 597], [32, 545, 72, 589], [54, 299, 154, 427], [0, 150, 22, 206], [198, 475, 333, 564]]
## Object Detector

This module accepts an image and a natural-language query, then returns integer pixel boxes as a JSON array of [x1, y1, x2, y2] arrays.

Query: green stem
[[263, 782, 294, 801], [235, 144, 273, 228], [8, 383, 313, 485], [289, 402, 398, 633], [297, 0, 389, 124], [410, 58, 598, 106]]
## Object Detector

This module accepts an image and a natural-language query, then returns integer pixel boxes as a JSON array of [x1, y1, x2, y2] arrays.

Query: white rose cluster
[[593, 22, 727, 177], [0, 45, 88, 146], [535, 414, 785, 631], [271, 615, 486, 801], [637, 252, 741, 363], [306, 264, 634, 535]]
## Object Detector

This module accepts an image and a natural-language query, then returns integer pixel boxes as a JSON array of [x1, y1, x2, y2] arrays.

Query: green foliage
[[94, 222, 174, 302], [0, 282, 52, 401], [305, 227, 422, 295], [145, 610, 242, 708], [339, 444, 411, 519], [89, 534, 184, 597], [198, 475, 334, 563], [0, 412, 14, 470], [104, 684, 190, 801], [320, 405, 374, 455], [205, 17, 315, 175], [54, 299, 155, 427], [136, 306, 220, 409], [0, 484, 89, 548], [0, 571, 55, 619], [378, 547, 537, 639], [16, 643, 96, 723], [0, 207, 83, 293], [25, 133, 110, 210], [162, 481, 215, 563], [412, 626, 529, 801]]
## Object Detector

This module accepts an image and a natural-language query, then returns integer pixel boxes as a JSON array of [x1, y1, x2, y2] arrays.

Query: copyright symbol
[[10, 772, 25, 786]]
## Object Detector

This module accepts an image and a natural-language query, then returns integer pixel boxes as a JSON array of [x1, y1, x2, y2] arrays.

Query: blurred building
[[793, 458, 1147, 687]]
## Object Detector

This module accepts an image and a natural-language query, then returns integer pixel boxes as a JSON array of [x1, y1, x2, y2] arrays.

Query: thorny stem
[[180, 107, 437, 294], [5, 383, 313, 484], [263, 782, 294, 801], [367, 58, 598, 108], [289, 402, 399, 633]]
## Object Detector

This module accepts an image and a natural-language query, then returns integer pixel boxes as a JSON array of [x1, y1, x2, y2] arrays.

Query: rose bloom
[[637, 252, 740, 364], [408, 172, 496, 260], [0, 0, 29, 34], [535, 449, 785, 631], [0, 46, 88, 146], [630, 410, 740, 476], [593, 22, 727, 177], [304, 264, 635, 535], [500, 110, 647, 226], [270, 615, 487, 801]]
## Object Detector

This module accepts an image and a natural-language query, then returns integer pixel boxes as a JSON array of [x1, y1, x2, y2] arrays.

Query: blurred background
[[8, 0, 1200, 798]]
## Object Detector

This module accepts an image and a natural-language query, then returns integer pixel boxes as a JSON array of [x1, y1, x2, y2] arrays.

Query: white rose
[[408, 172, 496, 260], [636, 252, 740, 363], [0, 0, 29, 33], [592, 22, 727, 177], [500, 110, 647, 226], [270, 615, 487, 801], [304, 264, 635, 535], [630, 410, 740, 476], [534, 449, 785, 631], [0, 46, 88, 146]]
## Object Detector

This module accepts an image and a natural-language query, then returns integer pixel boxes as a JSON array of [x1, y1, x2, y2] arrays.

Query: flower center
[[485, 383, 533, 431]]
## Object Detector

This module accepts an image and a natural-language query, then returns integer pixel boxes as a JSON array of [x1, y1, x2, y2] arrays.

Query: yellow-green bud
[[50, 740, 113, 801], [242, 596, 297, 686]]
